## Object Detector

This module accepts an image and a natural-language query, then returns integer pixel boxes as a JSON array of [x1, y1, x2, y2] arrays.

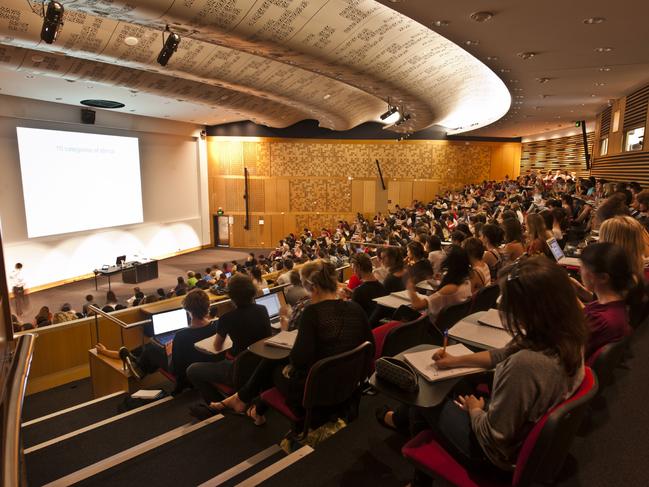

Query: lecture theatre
[[2, 1, 649, 486]]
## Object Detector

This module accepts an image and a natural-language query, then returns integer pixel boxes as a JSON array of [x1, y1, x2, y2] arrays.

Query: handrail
[[3, 333, 36, 487], [87, 305, 129, 328]]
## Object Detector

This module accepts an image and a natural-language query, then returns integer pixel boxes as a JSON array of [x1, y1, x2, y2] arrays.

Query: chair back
[[587, 338, 629, 391], [231, 350, 263, 389], [302, 341, 374, 410], [433, 299, 473, 342], [513, 367, 598, 487], [471, 284, 500, 313], [382, 315, 431, 357], [372, 321, 402, 362]]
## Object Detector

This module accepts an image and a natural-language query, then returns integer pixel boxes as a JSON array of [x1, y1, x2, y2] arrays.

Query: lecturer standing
[[10, 263, 27, 317]]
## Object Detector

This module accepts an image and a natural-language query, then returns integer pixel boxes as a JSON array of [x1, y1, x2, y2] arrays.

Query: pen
[[443, 328, 448, 353]]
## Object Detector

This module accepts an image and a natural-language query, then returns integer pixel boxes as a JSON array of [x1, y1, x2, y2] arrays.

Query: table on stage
[[370, 344, 462, 408], [93, 260, 159, 290]]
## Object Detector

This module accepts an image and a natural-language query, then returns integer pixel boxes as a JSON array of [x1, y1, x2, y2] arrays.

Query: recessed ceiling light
[[594, 82, 605, 87], [536, 77, 551, 83], [513, 87, 524, 92], [515, 95, 524, 99], [465, 40, 479, 46], [31, 54, 44, 62], [594, 47, 613, 53], [25, 74, 34, 79], [323, 94, 331, 100], [583, 17, 606, 24], [499, 68, 510, 73], [129, 109, 136, 112], [517, 52, 537, 60], [591, 94, 597, 97], [470, 11, 494, 22], [599, 66, 611, 72], [486, 56, 499, 61], [65, 79, 75, 83], [124, 36, 139, 46], [509, 79, 519, 83]]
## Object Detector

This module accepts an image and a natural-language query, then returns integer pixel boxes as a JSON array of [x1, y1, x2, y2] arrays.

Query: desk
[[248, 337, 291, 360], [88, 348, 163, 398], [194, 334, 233, 355], [94, 266, 122, 291], [370, 344, 461, 408], [122, 260, 159, 284], [448, 312, 512, 350]]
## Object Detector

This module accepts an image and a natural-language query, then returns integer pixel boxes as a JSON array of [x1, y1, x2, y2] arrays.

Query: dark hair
[[157, 288, 166, 298], [456, 223, 472, 238], [502, 210, 518, 221], [595, 193, 628, 224], [383, 247, 404, 273], [481, 224, 504, 247], [440, 246, 470, 287], [502, 218, 523, 243], [289, 270, 302, 286], [429, 235, 442, 251], [250, 267, 263, 281], [580, 242, 635, 294], [300, 260, 339, 293], [450, 230, 467, 244], [463, 237, 485, 261], [85, 294, 94, 302], [499, 257, 587, 377], [227, 274, 257, 307], [61, 303, 71, 312], [106, 290, 117, 303], [284, 259, 294, 270], [182, 289, 210, 318], [352, 253, 373, 274], [177, 276, 186, 285], [15, 263, 22, 269], [407, 241, 426, 260]]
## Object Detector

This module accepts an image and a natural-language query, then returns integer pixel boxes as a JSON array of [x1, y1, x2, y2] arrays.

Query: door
[[214, 215, 230, 247]]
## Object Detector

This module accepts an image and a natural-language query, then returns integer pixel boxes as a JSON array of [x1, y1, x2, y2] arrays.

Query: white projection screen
[[16, 127, 144, 238]]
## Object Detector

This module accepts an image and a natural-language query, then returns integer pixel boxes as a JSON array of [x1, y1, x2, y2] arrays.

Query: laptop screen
[[546, 237, 565, 262], [151, 308, 189, 335], [256, 293, 281, 319]]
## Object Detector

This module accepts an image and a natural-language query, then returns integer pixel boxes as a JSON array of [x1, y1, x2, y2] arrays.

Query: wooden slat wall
[[520, 133, 594, 178], [623, 84, 649, 130], [591, 152, 649, 187], [208, 138, 521, 247], [600, 106, 612, 137]]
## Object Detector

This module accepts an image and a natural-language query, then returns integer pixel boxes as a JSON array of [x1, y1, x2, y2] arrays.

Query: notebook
[[546, 237, 581, 267], [477, 308, 505, 329], [265, 330, 298, 349], [373, 290, 427, 309], [403, 344, 485, 382], [131, 389, 164, 400]]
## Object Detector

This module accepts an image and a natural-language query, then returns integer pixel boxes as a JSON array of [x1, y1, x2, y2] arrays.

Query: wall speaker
[[81, 108, 96, 124]]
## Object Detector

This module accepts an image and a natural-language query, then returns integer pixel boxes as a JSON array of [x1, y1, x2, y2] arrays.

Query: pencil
[[443, 328, 448, 353]]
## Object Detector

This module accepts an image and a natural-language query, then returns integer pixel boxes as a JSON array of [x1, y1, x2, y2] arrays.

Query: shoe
[[189, 403, 217, 421], [119, 346, 144, 380], [375, 405, 397, 431]]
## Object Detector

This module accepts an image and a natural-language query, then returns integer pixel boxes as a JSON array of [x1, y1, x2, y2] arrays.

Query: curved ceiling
[[0, 0, 510, 134]]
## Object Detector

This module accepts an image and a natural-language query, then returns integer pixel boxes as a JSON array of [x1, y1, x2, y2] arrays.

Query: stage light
[[380, 105, 401, 125], [40, 1, 64, 44], [157, 26, 181, 66]]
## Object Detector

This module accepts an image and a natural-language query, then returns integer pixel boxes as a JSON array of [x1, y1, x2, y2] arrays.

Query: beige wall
[[207, 137, 521, 248]]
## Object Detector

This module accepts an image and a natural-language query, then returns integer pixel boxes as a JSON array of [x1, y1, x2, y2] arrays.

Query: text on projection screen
[[16, 127, 143, 238]]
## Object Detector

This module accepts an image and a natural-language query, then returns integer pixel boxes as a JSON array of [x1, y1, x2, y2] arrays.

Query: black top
[[216, 303, 272, 356], [290, 300, 374, 373], [352, 280, 388, 318], [383, 273, 406, 293], [171, 322, 218, 384], [409, 259, 434, 283]]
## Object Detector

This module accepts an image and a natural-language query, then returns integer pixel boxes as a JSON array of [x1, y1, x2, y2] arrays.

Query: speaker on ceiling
[[81, 108, 96, 124]]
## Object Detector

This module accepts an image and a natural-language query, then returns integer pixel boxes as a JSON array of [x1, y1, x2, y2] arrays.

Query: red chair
[[372, 320, 402, 362], [402, 367, 598, 487], [586, 338, 629, 393], [261, 341, 374, 437]]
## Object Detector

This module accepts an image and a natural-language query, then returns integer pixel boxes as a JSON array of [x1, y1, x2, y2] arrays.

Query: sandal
[[375, 405, 397, 431], [211, 401, 246, 415], [246, 405, 267, 426]]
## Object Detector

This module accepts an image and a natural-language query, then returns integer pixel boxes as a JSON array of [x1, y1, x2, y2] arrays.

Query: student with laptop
[[377, 257, 587, 479], [95, 289, 216, 394], [187, 274, 271, 417]]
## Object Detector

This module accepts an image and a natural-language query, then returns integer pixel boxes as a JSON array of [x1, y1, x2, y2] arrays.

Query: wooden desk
[[88, 348, 164, 398], [370, 344, 461, 408]]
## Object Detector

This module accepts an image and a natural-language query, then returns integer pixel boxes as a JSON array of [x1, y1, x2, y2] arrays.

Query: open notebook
[[477, 308, 505, 329], [404, 344, 485, 382], [265, 330, 298, 350], [194, 334, 233, 355], [373, 290, 427, 309]]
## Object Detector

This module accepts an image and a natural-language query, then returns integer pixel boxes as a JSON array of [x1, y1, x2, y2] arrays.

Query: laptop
[[255, 293, 282, 327], [116, 255, 127, 266], [546, 237, 581, 267], [151, 308, 189, 345]]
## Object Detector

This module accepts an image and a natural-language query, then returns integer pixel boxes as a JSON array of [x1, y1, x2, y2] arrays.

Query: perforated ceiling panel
[[0, 0, 510, 133]]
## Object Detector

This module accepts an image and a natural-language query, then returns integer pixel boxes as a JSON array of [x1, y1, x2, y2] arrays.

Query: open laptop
[[546, 237, 581, 267], [255, 293, 282, 327], [151, 308, 189, 345]]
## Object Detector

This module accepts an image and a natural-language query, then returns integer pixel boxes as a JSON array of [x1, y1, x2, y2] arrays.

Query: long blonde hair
[[526, 213, 551, 241], [599, 216, 646, 276]]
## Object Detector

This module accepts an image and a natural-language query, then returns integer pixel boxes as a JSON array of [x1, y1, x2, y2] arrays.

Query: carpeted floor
[[11, 247, 269, 323]]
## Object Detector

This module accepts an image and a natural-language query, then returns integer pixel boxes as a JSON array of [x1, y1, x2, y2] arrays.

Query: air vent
[[80, 99, 125, 109]]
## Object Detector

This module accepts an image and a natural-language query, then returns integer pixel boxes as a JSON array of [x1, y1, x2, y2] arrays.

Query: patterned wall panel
[[520, 133, 594, 178]]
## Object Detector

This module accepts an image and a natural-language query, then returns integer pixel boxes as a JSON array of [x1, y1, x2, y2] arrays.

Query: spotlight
[[40, 1, 64, 44], [380, 105, 401, 125], [394, 113, 411, 126], [157, 26, 181, 66]]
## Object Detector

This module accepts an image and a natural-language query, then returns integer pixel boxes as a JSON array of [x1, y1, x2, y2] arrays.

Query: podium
[[121, 260, 158, 284]]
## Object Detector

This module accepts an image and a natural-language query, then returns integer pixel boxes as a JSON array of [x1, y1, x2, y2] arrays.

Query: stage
[[11, 247, 268, 323]]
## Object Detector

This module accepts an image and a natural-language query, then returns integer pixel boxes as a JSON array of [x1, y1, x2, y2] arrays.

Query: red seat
[[372, 320, 402, 362], [260, 387, 302, 422], [402, 367, 598, 487]]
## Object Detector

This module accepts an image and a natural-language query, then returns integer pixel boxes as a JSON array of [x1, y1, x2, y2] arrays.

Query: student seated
[[408, 246, 472, 323], [463, 238, 490, 292], [96, 289, 217, 394], [501, 218, 525, 263], [525, 213, 552, 257], [104, 290, 119, 311], [426, 235, 446, 276], [285, 270, 309, 306], [574, 243, 634, 358], [205, 260, 373, 425], [82, 294, 97, 316], [407, 241, 434, 283], [187, 274, 272, 412], [480, 224, 504, 281], [351, 253, 388, 318], [377, 257, 587, 480]]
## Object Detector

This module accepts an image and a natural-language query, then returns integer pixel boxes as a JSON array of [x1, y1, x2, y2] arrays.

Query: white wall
[[0, 95, 210, 290]]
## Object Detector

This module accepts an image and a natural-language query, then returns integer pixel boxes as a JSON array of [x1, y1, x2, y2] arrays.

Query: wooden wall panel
[[520, 133, 593, 178], [208, 137, 522, 248]]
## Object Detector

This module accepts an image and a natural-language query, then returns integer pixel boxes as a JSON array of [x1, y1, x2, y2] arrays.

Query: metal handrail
[[3, 333, 36, 487], [87, 305, 129, 327]]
